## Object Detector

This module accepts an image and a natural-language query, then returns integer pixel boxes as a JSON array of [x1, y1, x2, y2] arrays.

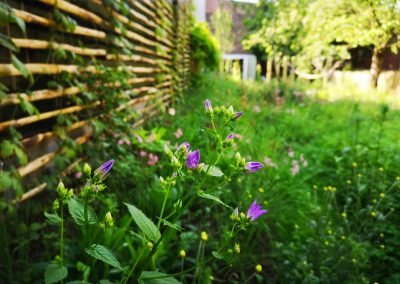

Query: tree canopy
[[243, 0, 400, 84]]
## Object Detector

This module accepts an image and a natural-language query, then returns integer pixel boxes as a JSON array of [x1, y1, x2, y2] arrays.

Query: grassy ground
[[1, 73, 399, 284], [152, 73, 400, 283]]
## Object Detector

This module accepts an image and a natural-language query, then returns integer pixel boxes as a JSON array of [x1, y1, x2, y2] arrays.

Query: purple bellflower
[[186, 149, 200, 169], [247, 199, 268, 221], [244, 161, 264, 173], [94, 159, 114, 179], [233, 111, 243, 120], [205, 99, 212, 112], [179, 142, 190, 153], [226, 133, 234, 140]]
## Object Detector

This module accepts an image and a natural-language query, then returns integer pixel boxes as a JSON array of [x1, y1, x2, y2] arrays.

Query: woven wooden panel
[[0, 0, 191, 202]]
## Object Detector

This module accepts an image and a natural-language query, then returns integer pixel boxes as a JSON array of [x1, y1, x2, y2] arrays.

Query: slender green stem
[[122, 248, 146, 284], [157, 184, 171, 231], [193, 240, 203, 283], [84, 197, 89, 247], [60, 200, 64, 264]]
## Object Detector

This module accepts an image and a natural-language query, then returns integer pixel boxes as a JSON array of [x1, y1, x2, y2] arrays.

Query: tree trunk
[[370, 46, 384, 88]]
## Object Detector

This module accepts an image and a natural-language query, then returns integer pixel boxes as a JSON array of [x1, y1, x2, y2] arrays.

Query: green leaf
[[201, 164, 224, 177], [66, 281, 92, 284], [18, 95, 39, 115], [67, 198, 97, 226], [12, 14, 25, 32], [14, 146, 27, 165], [85, 244, 122, 270], [197, 191, 231, 208], [139, 271, 182, 284], [0, 140, 15, 157], [124, 203, 160, 242], [212, 251, 225, 260], [44, 212, 61, 224], [44, 262, 68, 284], [11, 55, 30, 78], [0, 33, 18, 52], [160, 219, 183, 231]]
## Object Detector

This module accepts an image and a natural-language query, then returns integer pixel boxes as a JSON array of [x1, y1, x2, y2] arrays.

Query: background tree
[[210, 7, 234, 54], [243, 0, 400, 86]]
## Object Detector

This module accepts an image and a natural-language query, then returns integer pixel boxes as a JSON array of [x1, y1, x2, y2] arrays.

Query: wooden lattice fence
[[0, 0, 191, 203]]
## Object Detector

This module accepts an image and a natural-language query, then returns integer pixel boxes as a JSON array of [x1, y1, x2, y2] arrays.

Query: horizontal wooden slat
[[12, 38, 107, 56], [0, 102, 99, 131], [12, 9, 106, 39]]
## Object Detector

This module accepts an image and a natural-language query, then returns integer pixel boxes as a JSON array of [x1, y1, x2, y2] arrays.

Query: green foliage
[[190, 22, 221, 72], [210, 8, 234, 54], [67, 198, 98, 225], [44, 263, 68, 284], [125, 203, 161, 242], [244, 0, 400, 75], [85, 244, 123, 270]]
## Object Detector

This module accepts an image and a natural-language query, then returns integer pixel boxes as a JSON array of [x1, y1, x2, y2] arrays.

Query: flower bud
[[164, 145, 173, 157], [104, 212, 114, 228], [57, 181, 67, 198], [53, 199, 60, 210], [171, 156, 181, 168], [179, 249, 186, 258], [205, 99, 213, 114], [146, 241, 154, 249], [83, 163, 92, 176]]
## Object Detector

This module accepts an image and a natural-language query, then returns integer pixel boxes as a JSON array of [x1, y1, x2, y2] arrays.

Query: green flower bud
[[57, 181, 67, 198], [104, 212, 114, 228], [83, 163, 92, 176], [53, 199, 60, 210]]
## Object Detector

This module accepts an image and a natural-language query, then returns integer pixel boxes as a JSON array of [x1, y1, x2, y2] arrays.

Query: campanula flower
[[174, 128, 183, 139], [247, 199, 268, 221], [205, 99, 212, 113], [178, 142, 190, 153], [244, 161, 264, 173], [186, 149, 200, 169], [226, 133, 234, 140], [233, 111, 243, 120], [94, 159, 114, 179]]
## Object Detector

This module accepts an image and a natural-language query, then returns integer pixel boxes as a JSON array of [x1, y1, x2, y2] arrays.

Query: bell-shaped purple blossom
[[244, 161, 264, 173], [226, 133, 234, 140], [205, 99, 212, 113], [94, 159, 114, 179], [186, 149, 200, 169], [178, 142, 190, 153], [247, 199, 268, 221], [233, 111, 243, 120], [234, 207, 239, 219]]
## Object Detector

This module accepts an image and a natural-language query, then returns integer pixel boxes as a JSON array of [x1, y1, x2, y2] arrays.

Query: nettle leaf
[[44, 262, 68, 284], [14, 146, 27, 165], [67, 198, 97, 226], [0, 33, 18, 52], [0, 140, 15, 157], [197, 191, 231, 208], [161, 219, 183, 231], [18, 95, 39, 115], [85, 244, 122, 270], [201, 164, 224, 177], [44, 212, 61, 224], [11, 55, 30, 78], [139, 271, 182, 284], [124, 203, 160, 242]]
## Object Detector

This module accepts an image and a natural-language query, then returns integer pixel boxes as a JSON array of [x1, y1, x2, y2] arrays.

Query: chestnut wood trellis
[[0, 0, 191, 202]]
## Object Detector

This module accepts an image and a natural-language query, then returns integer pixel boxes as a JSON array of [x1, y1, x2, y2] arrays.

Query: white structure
[[193, 0, 206, 22], [223, 54, 257, 80]]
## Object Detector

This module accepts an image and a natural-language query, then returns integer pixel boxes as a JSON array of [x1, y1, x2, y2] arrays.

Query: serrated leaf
[[0, 140, 15, 157], [0, 33, 18, 52], [14, 146, 27, 165], [67, 198, 97, 226], [161, 219, 183, 231], [201, 164, 224, 177], [11, 55, 30, 78], [139, 271, 182, 284], [44, 212, 61, 224], [124, 203, 160, 242], [197, 191, 231, 208], [44, 262, 68, 284], [85, 244, 122, 270], [212, 251, 225, 260]]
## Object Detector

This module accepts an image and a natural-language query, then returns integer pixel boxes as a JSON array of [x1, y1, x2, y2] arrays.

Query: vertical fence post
[[282, 56, 288, 82], [274, 56, 281, 80], [266, 57, 272, 83]]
